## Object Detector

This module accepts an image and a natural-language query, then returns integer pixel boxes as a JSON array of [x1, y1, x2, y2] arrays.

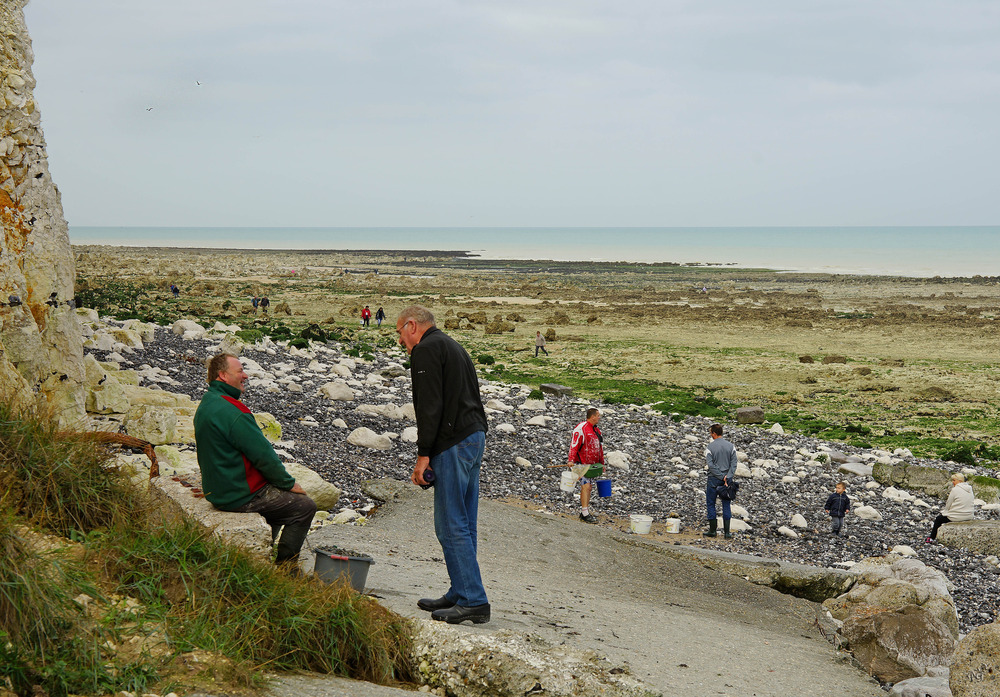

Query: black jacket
[[825, 491, 850, 517], [410, 327, 488, 457]]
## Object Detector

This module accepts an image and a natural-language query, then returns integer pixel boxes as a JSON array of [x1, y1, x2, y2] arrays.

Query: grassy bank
[[0, 402, 414, 697]]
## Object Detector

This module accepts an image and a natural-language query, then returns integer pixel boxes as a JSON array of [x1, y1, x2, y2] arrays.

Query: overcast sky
[[23, 0, 1000, 228]]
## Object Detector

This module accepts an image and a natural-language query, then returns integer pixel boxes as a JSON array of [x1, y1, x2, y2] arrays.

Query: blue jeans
[[432, 431, 488, 607], [706, 476, 731, 521]]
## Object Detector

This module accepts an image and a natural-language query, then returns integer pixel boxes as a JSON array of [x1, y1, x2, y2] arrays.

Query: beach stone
[[401, 426, 418, 443], [125, 405, 177, 445], [768, 423, 785, 435], [839, 462, 874, 477], [891, 545, 918, 557], [380, 362, 407, 378], [841, 605, 956, 684], [329, 364, 352, 378], [778, 525, 799, 538], [890, 676, 952, 697], [318, 381, 354, 401], [495, 423, 516, 434], [171, 320, 204, 336], [937, 521, 1000, 556], [520, 399, 546, 411], [750, 467, 768, 478], [822, 355, 848, 364], [283, 463, 341, 509], [950, 621, 1000, 697], [525, 415, 553, 427], [346, 427, 392, 451], [331, 509, 361, 524], [854, 505, 883, 521], [485, 399, 513, 412], [605, 451, 630, 471], [720, 518, 751, 532], [515, 457, 532, 469], [781, 475, 800, 484], [730, 504, 749, 519], [332, 418, 348, 429], [735, 463, 752, 478], [110, 328, 144, 349], [253, 412, 282, 442], [735, 406, 765, 424], [790, 513, 807, 528], [539, 383, 573, 397]]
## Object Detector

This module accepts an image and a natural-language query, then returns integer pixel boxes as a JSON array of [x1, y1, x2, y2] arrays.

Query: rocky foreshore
[[79, 312, 1000, 639]]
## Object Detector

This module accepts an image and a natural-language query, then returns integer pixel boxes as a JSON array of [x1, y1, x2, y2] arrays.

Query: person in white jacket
[[927, 473, 975, 542]]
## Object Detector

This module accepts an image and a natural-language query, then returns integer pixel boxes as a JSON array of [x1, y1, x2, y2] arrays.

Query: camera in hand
[[419, 469, 435, 490]]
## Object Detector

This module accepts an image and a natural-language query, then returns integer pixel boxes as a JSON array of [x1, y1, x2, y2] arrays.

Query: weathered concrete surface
[[937, 520, 1000, 556], [621, 538, 856, 602], [0, 0, 85, 423], [304, 480, 883, 697]]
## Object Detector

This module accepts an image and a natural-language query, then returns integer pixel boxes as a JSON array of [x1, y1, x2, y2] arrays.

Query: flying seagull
[[146, 107, 153, 111]]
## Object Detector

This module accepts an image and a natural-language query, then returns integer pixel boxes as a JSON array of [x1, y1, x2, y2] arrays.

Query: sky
[[22, 0, 1000, 228]]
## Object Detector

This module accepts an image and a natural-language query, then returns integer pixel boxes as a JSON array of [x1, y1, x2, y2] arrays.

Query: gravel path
[[89, 321, 1000, 636]]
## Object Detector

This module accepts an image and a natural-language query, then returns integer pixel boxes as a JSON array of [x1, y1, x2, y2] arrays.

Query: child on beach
[[824, 482, 850, 535]]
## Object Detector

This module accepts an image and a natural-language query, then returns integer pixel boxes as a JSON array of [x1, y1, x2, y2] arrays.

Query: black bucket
[[314, 549, 374, 592]]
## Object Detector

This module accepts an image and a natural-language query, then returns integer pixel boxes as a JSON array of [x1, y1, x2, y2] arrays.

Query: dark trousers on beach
[[535, 346, 548, 357], [830, 516, 845, 535], [233, 484, 317, 564], [930, 514, 951, 540]]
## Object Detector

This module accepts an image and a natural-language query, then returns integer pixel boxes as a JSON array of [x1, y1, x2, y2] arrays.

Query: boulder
[[362, 478, 410, 502], [171, 319, 205, 336], [841, 605, 956, 684], [346, 427, 393, 451], [495, 423, 516, 434], [937, 520, 1000, 556], [413, 622, 660, 697], [889, 677, 952, 697], [540, 383, 572, 397], [121, 319, 157, 343], [125, 405, 178, 445], [854, 505, 883, 521], [525, 415, 554, 427], [151, 445, 200, 480], [86, 377, 130, 414], [768, 423, 785, 434], [735, 406, 765, 424], [318, 381, 354, 401], [838, 462, 874, 477], [110, 328, 143, 349], [284, 463, 341, 509], [401, 426, 418, 443], [218, 334, 245, 356], [605, 451, 630, 471], [520, 399, 546, 411], [950, 621, 1000, 697], [254, 412, 282, 442], [873, 462, 951, 500], [354, 403, 415, 420], [777, 525, 799, 538], [790, 513, 807, 528]]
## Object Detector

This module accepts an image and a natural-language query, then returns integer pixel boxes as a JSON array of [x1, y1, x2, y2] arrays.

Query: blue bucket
[[596, 479, 613, 497]]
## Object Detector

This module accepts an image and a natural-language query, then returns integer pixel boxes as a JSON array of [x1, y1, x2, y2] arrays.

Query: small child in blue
[[824, 481, 850, 535]]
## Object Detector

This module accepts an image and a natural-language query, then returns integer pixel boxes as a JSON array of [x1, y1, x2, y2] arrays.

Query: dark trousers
[[235, 484, 317, 564], [535, 346, 548, 356], [831, 516, 845, 534], [930, 514, 951, 540]]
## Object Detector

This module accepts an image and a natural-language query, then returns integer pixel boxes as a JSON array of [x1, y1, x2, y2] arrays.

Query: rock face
[[937, 520, 1000, 556], [950, 621, 1000, 697], [0, 2, 85, 423], [824, 555, 958, 682], [873, 462, 951, 500]]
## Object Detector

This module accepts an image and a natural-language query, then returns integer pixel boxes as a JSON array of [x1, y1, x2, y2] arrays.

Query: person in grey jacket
[[705, 423, 738, 538]]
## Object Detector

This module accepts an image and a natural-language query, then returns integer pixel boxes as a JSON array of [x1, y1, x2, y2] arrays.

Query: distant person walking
[[704, 423, 738, 538], [398, 305, 491, 624], [251, 296, 260, 314], [534, 331, 548, 357], [375, 306, 386, 327], [260, 296, 270, 315], [824, 481, 851, 536], [568, 408, 604, 524], [927, 473, 975, 542], [361, 305, 372, 327], [170, 284, 180, 298]]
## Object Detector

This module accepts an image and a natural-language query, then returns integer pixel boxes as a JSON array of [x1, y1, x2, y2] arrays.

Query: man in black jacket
[[396, 305, 490, 624]]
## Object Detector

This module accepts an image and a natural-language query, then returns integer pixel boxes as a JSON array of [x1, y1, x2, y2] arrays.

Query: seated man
[[194, 353, 317, 571]]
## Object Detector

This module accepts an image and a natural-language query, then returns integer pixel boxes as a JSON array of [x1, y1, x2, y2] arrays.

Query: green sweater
[[193, 380, 295, 510]]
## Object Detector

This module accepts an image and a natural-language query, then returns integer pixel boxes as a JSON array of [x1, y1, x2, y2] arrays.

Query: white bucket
[[560, 470, 579, 492], [664, 518, 681, 534], [629, 514, 653, 534]]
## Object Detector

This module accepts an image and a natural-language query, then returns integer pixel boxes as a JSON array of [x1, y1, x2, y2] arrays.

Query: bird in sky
[[146, 107, 153, 111]]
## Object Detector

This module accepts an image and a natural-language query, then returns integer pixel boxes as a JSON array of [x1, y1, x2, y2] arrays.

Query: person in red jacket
[[361, 305, 372, 327], [568, 408, 605, 523]]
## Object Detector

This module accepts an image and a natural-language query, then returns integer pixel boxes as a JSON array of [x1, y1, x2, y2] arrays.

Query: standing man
[[534, 330, 548, 357], [361, 305, 372, 327], [705, 423, 738, 539], [397, 305, 490, 624], [568, 408, 604, 524], [194, 353, 317, 572]]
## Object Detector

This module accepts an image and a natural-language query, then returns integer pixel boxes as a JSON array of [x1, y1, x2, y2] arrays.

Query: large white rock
[[769, 423, 785, 434], [86, 377, 130, 414], [318, 381, 355, 401], [605, 451, 630, 471], [253, 412, 282, 442], [854, 505, 883, 521], [515, 457, 532, 469], [329, 364, 352, 378], [525, 415, 554, 427], [171, 319, 204, 337], [125, 405, 178, 445], [354, 403, 412, 420], [110, 328, 144, 349], [219, 334, 246, 356], [284, 463, 341, 509], [346, 427, 393, 450], [401, 426, 418, 443], [790, 513, 808, 528], [730, 504, 749, 519], [495, 423, 516, 434], [735, 463, 752, 478], [778, 525, 799, 538], [485, 399, 513, 412], [520, 399, 546, 411]]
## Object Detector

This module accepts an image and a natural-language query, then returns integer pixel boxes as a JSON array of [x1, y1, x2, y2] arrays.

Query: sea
[[69, 226, 1000, 278]]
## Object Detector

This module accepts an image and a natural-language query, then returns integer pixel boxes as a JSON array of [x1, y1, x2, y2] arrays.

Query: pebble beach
[[83, 316, 1000, 637]]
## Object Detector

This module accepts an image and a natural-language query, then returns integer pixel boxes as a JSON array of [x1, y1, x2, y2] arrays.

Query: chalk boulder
[[950, 621, 1000, 697], [284, 463, 341, 509], [346, 427, 392, 451]]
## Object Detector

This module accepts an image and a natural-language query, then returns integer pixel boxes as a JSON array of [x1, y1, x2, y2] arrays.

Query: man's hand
[[290, 483, 307, 494], [411, 455, 432, 486]]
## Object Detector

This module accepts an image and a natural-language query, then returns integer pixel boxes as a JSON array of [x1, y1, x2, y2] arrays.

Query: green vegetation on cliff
[[0, 403, 413, 696]]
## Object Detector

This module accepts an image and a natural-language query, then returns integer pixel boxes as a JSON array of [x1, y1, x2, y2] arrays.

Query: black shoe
[[431, 603, 491, 625], [417, 595, 455, 612], [579, 513, 598, 524]]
